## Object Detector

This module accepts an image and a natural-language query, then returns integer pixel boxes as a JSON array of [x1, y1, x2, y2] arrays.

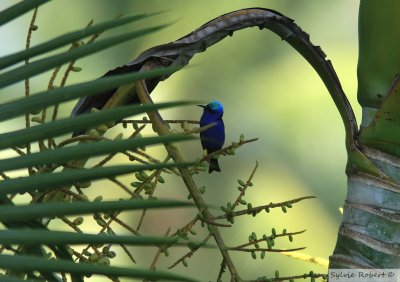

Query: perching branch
[[119, 119, 199, 125], [136, 79, 243, 281], [201, 138, 258, 163]]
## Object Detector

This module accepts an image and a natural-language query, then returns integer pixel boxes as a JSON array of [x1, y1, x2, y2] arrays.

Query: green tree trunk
[[330, 0, 400, 268]]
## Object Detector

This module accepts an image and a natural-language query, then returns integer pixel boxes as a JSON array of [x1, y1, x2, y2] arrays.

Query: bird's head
[[198, 101, 224, 115]]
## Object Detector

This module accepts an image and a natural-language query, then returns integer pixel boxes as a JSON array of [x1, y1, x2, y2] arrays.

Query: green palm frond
[[0, 67, 178, 122], [0, 102, 190, 149], [0, 254, 198, 282], [0, 163, 193, 196], [0, 12, 155, 69], [0, 135, 193, 172], [0, 229, 210, 248], [0, 24, 169, 88], [0, 199, 193, 221], [0, 0, 51, 26], [0, 2, 197, 281]]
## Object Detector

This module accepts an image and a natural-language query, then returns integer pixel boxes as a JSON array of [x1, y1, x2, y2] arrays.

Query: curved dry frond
[[73, 8, 357, 147]]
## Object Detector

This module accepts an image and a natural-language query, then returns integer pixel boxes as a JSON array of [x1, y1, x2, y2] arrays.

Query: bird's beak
[[197, 105, 205, 108]]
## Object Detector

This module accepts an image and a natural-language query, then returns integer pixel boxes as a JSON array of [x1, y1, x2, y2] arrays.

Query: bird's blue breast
[[200, 112, 225, 152]]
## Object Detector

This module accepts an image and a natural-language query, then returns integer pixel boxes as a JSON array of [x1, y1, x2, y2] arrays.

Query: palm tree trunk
[[330, 0, 400, 269]]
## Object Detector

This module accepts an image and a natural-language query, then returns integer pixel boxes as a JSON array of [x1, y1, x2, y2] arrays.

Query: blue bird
[[198, 101, 225, 173]]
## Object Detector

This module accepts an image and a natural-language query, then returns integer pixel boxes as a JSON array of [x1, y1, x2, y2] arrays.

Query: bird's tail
[[209, 159, 221, 173]]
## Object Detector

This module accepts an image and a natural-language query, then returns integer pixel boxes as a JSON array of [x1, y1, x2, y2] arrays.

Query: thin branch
[[93, 153, 117, 168], [122, 150, 153, 165], [279, 251, 329, 268], [136, 171, 160, 232], [189, 137, 258, 175], [129, 150, 177, 174], [201, 218, 231, 228], [109, 214, 140, 236], [119, 119, 199, 125], [232, 162, 258, 210], [150, 227, 171, 271], [75, 212, 140, 263], [234, 230, 306, 250], [119, 243, 136, 264], [60, 216, 82, 234], [183, 122, 216, 135], [230, 247, 306, 253], [170, 216, 199, 239], [57, 135, 106, 147], [60, 188, 82, 200], [92, 124, 146, 168], [168, 233, 212, 269], [201, 138, 258, 163], [11, 146, 26, 156], [44, 21, 95, 149], [181, 217, 199, 233], [24, 7, 38, 169], [154, 216, 200, 260], [132, 155, 171, 196], [0, 172, 10, 180], [217, 259, 227, 282], [108, 177, 135, 197], [244, 272, 327, 282], [51, 19, 96, 121], [75, 156, 167, 261], [214, 196, 316, 220], [91, 212, 138, 265]]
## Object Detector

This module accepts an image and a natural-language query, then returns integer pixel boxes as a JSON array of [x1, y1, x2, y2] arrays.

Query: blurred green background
[[0, 0, 361, 281]]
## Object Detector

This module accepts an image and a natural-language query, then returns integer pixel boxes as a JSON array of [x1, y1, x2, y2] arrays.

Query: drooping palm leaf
[[0, 101, 190, 150], [0, 3, 198, 282], [0, 199, 193, 221], [0, 66, 179, 122], [0, 0, 51, 27], [0, 229, 205, 246], [0, 163, 193, 196], [0, 254, 198, 282], [0, 12, 159, 69], [0, 135, 193, 172], [0, 24, 169, 88]]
